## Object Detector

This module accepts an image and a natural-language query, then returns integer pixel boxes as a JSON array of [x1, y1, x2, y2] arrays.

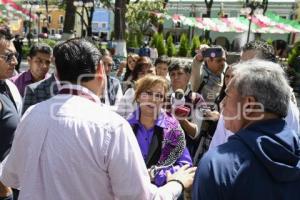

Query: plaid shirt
[[22, 74, 58, 114]]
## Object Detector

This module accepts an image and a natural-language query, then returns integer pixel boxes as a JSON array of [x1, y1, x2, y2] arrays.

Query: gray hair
[[232, 59, 290, 117]]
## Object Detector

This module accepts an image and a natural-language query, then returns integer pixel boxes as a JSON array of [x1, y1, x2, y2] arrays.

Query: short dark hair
[[29, 43, 53, 58], [131, 56, 152, 81], [0, 25, 13, 41], [242, 40, 275, 62], [168, 60, 191, 74], [154, 56, 170, 67], [53, 38, 102, 83]]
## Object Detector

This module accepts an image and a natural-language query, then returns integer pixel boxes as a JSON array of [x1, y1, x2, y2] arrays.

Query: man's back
[[2, 89, 159, 200], [193, 119, 300, 200]]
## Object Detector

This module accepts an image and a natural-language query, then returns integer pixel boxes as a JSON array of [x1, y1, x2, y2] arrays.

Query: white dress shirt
[[209, 100, 300, 149], [0, 84, 182, 200], [6, 79, 22, 114]]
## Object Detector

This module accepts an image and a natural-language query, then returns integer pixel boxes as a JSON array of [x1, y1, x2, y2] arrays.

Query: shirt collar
[[59, 84, 101, 105], [127, 108, 167, 129]]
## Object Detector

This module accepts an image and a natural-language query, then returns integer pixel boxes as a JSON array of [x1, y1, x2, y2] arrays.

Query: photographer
[[190, 45, 227, 164], [168, 60, 207, 161]]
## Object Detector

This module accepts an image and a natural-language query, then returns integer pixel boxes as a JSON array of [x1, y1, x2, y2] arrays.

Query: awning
[[152, 11, 300, 34]]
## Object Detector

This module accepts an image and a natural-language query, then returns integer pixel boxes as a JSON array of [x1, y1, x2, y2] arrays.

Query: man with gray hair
[[192, 59, 300, 200]]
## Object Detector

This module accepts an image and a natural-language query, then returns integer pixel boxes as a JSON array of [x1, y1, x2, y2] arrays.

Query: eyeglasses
[[104, 63, 114, 67], [0, 52, 19, 63], [141, 91, 165, 101]]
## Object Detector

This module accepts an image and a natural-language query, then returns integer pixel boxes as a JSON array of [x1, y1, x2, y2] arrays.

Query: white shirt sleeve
[[116, 88, 136, 119], [190, 59, 203, 92], [209, 114, 234, 149], [107, 120, 182, 200]]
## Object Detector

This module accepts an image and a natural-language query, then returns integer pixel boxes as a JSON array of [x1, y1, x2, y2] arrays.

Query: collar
[[127, 108, 167, 129], [24, 70, 34, 83], [59, 84, 101, 105]]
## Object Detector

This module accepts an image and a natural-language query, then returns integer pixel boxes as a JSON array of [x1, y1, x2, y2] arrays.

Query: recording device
[[171, 89, 190, 117], [202, 47, 223, 58]]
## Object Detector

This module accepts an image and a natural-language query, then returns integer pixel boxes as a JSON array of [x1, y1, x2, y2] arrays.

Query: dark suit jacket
[[22, 74, 58, 114]]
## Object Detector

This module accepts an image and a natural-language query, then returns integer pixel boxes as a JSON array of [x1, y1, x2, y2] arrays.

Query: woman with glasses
[[127, 75, 192, 187], [116, 56, 155, 119]]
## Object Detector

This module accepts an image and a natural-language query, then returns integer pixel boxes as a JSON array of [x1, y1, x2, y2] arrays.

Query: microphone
[[171, 89, 185, 108], [171, 89, 190, 117]]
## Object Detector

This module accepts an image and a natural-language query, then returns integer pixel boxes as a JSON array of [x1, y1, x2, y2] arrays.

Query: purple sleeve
[[154, 148, 192, 186]]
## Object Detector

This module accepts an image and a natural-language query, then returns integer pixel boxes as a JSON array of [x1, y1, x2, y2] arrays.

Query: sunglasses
[[0, 52, 19, 63], [141, 91, 165, 101]]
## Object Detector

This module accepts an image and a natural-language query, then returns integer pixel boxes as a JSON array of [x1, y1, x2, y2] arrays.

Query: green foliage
[[166, 35, 176, 57], [40, 39, 57, 48], [191, 35, 200, 57], [22, 45, 31, 58], [127, 32, 138, 48], [177, 34, 189, 57], [156, 33, 166, 56], [126, 0, 166, 43], [288, 41, 300, 72], [136, 32, 144, 48], [150, 33, 159, 48], [266, 38, 273, 45]]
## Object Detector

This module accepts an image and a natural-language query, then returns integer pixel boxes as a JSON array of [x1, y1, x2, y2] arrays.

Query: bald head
[[102, 55, 114, 75]]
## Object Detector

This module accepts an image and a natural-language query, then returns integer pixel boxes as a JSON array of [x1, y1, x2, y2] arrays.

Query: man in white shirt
[[0, 38, 196, 200]]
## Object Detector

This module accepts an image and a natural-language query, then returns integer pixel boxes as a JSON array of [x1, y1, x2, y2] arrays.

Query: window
[[58, 29, 63, 34], [174, 21, 181, 28], [101, 23, 107, 29], [51, 29, 55, 35], [59, 16, 64, 24], [48, 16, 52, 24]]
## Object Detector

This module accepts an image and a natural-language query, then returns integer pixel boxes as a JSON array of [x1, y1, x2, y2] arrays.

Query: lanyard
[[58, 88, 96, 103]]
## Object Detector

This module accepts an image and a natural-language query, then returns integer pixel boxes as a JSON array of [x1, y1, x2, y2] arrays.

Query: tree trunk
[[114, 0, 126, 40], [62, 0, 76, 40], [204, 0, 213, 43], [86, 6, 94, 37], [114, 0, 127, 57]]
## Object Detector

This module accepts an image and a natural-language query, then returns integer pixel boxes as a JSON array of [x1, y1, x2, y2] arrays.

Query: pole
[[81, 6, 84, 37], [37, 13, 41, 43], [28, 5, 32, 46], [246, 14, 252, 43]]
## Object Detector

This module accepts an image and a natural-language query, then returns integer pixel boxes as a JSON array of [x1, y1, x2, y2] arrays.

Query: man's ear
[[243, 96, 263, 117], [27, 56, 31, 63], [96, 62, 105, 80]]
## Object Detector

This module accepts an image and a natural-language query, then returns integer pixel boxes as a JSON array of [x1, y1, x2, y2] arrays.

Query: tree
[[190, 35, 200, 57], [156, 33, 166, 56], [177, 34, 189, 57], [204, 0, 213, 41], [127, 32, 138, 48], [150, 33, 159, 48], [166, 34, 176, 57], [62, 0, 76, 39], [288, 41, 300, 73], [126, 0, 166, 45]]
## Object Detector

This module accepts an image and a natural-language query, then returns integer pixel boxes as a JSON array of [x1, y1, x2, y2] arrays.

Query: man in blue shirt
[[192, 59, 300, 200]]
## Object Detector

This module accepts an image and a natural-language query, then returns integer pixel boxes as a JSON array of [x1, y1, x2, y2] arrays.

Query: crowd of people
[[0, 24, 300, 200]]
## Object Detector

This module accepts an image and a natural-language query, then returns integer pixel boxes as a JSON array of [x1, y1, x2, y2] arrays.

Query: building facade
[[164, 0, 297, 48]]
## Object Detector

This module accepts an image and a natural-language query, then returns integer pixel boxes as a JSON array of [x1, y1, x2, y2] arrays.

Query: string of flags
[[152, 11, 300, 34]]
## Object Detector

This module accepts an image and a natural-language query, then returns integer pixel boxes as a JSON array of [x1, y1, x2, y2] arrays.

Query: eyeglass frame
[[0, 52, 19, 63]]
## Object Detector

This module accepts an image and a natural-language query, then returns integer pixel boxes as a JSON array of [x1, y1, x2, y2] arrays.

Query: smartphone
[[202, 48, 223, 58]]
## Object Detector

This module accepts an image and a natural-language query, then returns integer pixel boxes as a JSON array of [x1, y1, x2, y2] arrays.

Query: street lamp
[[73, 0, 94, 37], [36, 11, 42, 43], [241, 0, 264, 43], [22, 0, 39, 46]]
